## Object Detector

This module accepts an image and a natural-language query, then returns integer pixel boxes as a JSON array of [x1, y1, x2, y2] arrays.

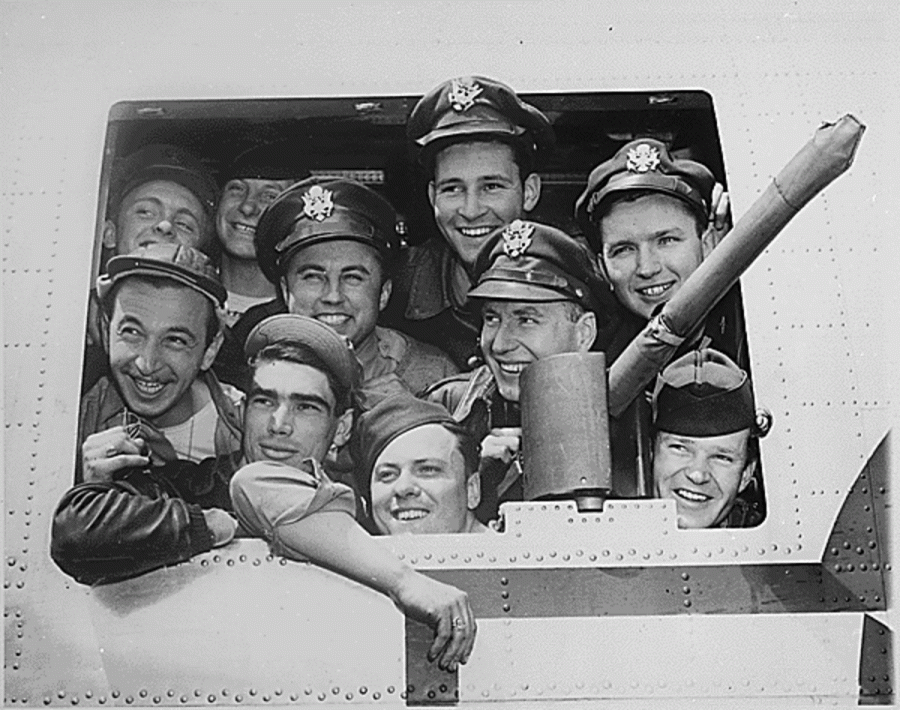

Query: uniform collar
[[404, 239, 461, 321]]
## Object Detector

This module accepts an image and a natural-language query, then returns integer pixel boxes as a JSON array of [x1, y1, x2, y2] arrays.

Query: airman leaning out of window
[[650, 348, 771, 529], [78, 243, 242, 482], [55, 314, 478, 673], [355, 392, 491, 535]]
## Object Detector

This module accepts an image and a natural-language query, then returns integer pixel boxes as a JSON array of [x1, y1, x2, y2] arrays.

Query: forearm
[[272, 511, 412, 601], [263, 507, 477, 671], [50, 480, 213, 585]]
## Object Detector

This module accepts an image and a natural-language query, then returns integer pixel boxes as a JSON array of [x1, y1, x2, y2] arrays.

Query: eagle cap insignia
[[626, 143, 661, 173], [448, 78, 483, 112], [501, 220, 535, 258], [301, 185, 335, 222]]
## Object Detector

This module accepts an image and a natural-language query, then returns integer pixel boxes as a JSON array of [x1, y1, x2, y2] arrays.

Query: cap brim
[[594, 173, 706, 215], [278, 232, 383, 264], [244, 314, 360, 391], [468, 279, 571, 303], [98, 259, 226, 307], [415, 121, 527, 148]]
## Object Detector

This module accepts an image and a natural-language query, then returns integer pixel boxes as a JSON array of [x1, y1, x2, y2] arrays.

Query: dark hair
[[249, 341, 352, 414], [595, 189, 706, 247], [426, 136, 536, 185], [101, 275, 221, 348]]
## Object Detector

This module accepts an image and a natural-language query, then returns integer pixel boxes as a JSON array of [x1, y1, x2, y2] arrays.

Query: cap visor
[[417, 121, 526, 148], [102, 261, 225, 307], [469, 280, 569, 303], [244, 314, 359, 391], [598, 174, 704, 214]]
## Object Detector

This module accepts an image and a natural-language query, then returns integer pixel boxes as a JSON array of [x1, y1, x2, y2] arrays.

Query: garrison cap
[[407, 76, 554, 158], [244, 314, 361, 393], [255, 176, 400, 284], [575, 139, 715, 251], [469, 220, 604, 312], [653, 349, 755, 437], [96, 243, 226, 309], [356, 394, 458, 487], [220, 141, 312, 184], [109, 143, 217, 218]]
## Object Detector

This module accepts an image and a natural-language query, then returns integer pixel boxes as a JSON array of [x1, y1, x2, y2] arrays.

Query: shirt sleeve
[[230, 460, 357, 557], [51, 464, 215, 586]]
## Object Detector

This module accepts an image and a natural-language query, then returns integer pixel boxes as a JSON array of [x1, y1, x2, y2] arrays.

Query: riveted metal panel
[[859, 614, 893, 705], [821, 433, 890, 609], [3, 125, 107, 704], [456, 615, 861, 703], [405, 620, 457, 706], [83, 541, 405, 703], [423, 562, 876, 622]]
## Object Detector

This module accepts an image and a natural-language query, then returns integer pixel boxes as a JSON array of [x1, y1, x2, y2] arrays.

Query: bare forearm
[[272, 511, 411, 600], [270, 510, 476, 670]]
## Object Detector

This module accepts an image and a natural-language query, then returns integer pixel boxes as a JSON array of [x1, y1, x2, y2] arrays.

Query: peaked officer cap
[[575, 139, 715, 251], [254, 177, 400, 284], [469, 220, 606, 313], [408, 75, 554, 158]]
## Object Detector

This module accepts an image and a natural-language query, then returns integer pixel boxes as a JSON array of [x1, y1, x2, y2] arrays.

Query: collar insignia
[[301, 185, 335, 222], [448, 78, 483, 112], [626, 143, 661, 173], [501, 220, 535, 258]]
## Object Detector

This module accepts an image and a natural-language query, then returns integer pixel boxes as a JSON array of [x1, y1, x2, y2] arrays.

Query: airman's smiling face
[[216, 178, 293, 260], [243, 360, 346, 470], [107, 279, 219, 427], [600, 194, 711, 319], [109, 180, 209, 255], [653, 429, 755, 528], [282, 240, 389, 348], [480, 300, 595, 402], [428, 142, 540, 271], [370, 424, 478, 535]]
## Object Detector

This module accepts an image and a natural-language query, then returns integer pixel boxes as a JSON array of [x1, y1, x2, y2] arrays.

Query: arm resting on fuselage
[[230, 460, 476, 671], [50, 461, 222, 585]]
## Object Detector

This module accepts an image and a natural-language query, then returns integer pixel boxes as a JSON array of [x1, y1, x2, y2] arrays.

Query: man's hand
[[82, 427, 149, 483], [480, 427, 521, 467], [709, 182, 731, 248], [392, 569, 476, 672], [202, 508, 238, 547]]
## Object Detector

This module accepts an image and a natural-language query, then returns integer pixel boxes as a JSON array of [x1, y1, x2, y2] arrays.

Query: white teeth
[[459, 227, 493, 238], [637, 283, 672, 298], [395, 510, 428, 521], [232, 223, 255, 235], [316, 314, 350, 326], [498, 363, 526, 374], [133, 379, 164, 395], [676, 489, 710, 502]]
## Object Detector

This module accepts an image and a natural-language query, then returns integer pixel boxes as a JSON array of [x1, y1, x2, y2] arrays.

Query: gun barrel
[[608, 114, 866, 418]]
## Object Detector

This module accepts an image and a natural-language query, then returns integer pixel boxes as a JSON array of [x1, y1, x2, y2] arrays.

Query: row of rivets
[[37, 682, 400, 705], [409, 544, 798, 566]]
